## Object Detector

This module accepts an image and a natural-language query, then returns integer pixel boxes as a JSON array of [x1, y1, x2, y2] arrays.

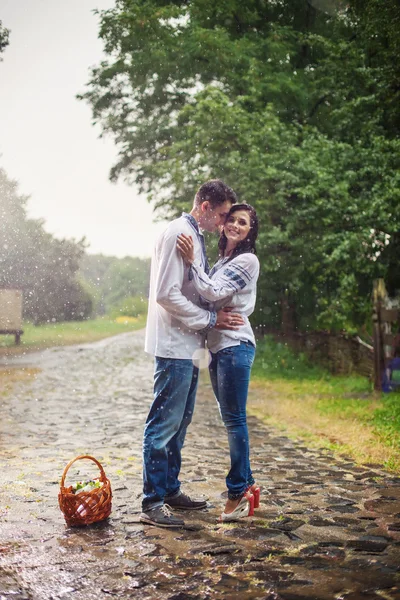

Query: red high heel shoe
[[245, 489, 255, 516], [247, 484, 260, 509]]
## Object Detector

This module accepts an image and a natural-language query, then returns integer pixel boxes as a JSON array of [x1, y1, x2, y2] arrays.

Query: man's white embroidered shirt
[[145, 214, 216, 359]]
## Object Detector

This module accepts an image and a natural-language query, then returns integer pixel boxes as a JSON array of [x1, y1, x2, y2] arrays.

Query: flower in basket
[[72, 479, 104, 494]]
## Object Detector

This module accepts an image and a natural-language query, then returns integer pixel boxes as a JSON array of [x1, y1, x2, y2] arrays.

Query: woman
[[177, 203, 260, 522]]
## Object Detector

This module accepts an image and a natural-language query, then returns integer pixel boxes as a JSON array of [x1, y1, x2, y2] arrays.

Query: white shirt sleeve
[[189, 254, 259, 302], [155, 229, 215, 331]]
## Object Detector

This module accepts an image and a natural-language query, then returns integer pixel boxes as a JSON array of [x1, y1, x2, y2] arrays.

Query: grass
[[249, 336, 400, 473], [0, 315, 146, 356], [0, 367, 40, 397]]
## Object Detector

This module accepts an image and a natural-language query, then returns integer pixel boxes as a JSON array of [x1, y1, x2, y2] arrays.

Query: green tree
[[81, 0, 400, 331], [351, 0, 400, 134], [110, 294, 148, 318], [79, 253, 150, 315], [0, 168, 92, 324]]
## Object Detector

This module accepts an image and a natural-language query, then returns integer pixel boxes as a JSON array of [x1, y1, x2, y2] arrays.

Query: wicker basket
[[58, 455, 112, 527]]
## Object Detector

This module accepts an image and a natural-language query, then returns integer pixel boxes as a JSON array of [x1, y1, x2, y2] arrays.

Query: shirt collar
[[182, 212, 203, 236]]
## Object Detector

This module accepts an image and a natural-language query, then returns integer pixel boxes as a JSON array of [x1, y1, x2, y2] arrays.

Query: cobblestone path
[[1, 330, 400, 600]]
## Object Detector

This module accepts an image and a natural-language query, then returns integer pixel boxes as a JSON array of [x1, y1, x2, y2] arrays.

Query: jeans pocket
[[219, 347, 234, 358], [244, 342, 255, 368]]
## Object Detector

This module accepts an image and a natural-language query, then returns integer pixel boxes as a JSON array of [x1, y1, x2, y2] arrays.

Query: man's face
[[199, 200, 232, 233]]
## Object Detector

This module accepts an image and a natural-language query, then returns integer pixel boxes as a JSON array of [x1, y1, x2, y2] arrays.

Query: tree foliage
[[81, 0, 400, 331], [79, 253, 150, 315], [0, 169, 92, 324]]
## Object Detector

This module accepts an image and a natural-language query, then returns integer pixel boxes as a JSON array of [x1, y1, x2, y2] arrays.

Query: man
[[141, 179, 244, 527]]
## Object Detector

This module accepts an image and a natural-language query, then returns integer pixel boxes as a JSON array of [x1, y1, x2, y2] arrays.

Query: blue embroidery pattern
[[223, 268, 247, 289]]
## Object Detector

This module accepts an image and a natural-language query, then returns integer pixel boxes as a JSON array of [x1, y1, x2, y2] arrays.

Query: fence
[[263, 330, 374, 378], [259, 279, 399, 388]]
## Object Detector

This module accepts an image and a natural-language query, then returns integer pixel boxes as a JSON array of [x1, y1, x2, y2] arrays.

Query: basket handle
[[60, 455, 107, 489]]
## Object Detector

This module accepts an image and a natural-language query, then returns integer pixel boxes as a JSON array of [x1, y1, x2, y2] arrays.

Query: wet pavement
[[1, 329, 400, 600]]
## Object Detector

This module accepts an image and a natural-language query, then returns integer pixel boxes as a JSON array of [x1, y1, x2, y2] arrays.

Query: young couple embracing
[[141, 179, 260, 527]]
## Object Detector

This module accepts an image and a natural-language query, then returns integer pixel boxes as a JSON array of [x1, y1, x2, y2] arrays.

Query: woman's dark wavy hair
[[218, 203, 259, 262]]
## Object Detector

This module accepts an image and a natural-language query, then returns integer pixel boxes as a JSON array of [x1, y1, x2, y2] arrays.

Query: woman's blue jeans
[[142, 357, 199, 511], [209, 341, 256, 500]]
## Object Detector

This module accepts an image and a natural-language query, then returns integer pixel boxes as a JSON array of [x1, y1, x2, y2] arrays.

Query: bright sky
[[0, 0, 167, 258]]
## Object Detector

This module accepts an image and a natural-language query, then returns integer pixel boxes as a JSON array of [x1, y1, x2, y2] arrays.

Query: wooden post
[[372, 279, 386, 391], [372, 305, 382, 390]]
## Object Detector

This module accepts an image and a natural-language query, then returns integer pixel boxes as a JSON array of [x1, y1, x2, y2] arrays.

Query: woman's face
[[223, 210, 251, 246]]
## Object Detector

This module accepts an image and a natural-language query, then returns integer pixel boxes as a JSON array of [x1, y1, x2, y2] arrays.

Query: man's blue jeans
[[209, 341, 256, 500], [142, 357, 199, 511]]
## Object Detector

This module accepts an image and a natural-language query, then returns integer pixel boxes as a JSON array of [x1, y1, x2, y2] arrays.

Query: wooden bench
[[0, 328, 24, 345]]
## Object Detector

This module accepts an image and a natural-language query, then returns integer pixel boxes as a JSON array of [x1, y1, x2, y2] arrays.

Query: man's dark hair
[[218, 203, 259, 262], [194, 179, 237, 208]]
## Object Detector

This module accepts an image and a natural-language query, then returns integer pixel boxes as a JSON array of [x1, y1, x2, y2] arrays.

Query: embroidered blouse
[[189, 253, 260, 353]]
